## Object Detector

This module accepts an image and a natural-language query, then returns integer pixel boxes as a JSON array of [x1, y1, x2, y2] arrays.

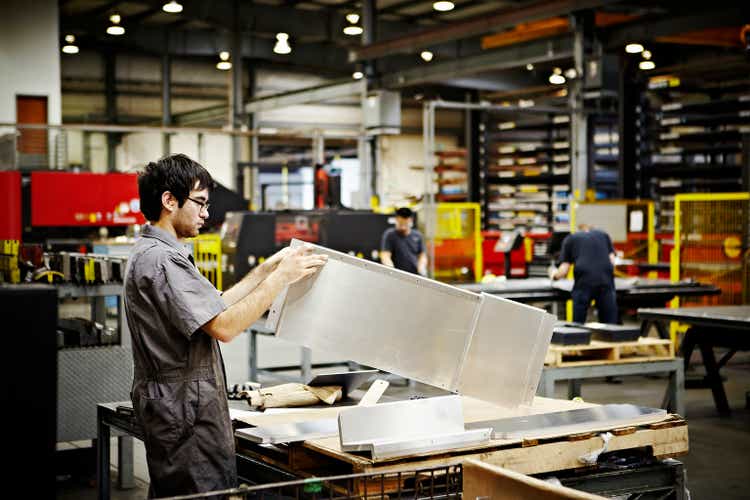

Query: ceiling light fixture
[[549, 67, 566, 85], [162, 1, 183, 13], [433, 1, 455, 12], [62, 34, 79, 54], [346, 13, 360, 24], [639, 60, 655, 70], [216, 51, 232, 70], [526, 63, 534, 71], [420, 50, 434, 62], [107, 14, 125, 35], [642, 50, 652, 60], [273, 33, 292, 54], [352, 71, 363, 80], [563, 68, 577, 79], [625, 43, 644, 54]]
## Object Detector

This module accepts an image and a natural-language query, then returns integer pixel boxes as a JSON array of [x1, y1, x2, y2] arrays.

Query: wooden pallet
[[544, 337, 675, 367]]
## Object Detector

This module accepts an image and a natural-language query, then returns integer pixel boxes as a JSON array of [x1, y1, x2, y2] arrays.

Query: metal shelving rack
[[481, 111, 571, 233], [638, 81, 750, 231]]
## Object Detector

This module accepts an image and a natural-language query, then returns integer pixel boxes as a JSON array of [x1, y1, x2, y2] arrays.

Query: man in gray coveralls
[[124, 154, 327, 497]]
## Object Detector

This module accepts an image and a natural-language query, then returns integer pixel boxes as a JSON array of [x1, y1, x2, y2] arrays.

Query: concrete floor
[[56, 353, 750, 499]]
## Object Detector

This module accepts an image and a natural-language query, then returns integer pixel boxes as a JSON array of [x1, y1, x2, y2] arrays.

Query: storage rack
[[638, 80, 750, 231], [480, 111, 571, 234], [434, 149, 469, 202]]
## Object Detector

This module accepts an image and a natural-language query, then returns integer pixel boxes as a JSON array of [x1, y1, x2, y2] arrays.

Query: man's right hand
[[273, 245, 328, 285]]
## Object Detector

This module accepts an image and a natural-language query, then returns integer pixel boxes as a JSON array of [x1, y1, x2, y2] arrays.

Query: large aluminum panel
[[268, 241, 481, 391], [269, 240, 555, 408], [457, 294, 556, 408]]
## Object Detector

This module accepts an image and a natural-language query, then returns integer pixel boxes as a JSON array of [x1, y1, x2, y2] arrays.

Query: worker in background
[[549, 223, 618, 324], [125, 154, 327, 497], [314, 162, 329, 208], [380, 207, 428, 276]]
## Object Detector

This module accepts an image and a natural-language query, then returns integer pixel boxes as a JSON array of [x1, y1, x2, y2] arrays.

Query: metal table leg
[[117, 435, 135, 489], [662, 359, 685, 415], [301, 347, 312, 382], [249, 329, 258, 382], [699, 341, 731, 416], [537, 370, 556, 398], [567, 379, 582, 399], [97, 406, 111, 500]]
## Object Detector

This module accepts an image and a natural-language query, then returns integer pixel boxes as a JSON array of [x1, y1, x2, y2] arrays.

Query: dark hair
[[395, 207, 413, 218], [138, 153, 213, 222]]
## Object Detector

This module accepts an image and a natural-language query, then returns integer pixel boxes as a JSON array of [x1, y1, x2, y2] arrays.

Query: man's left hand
[[263, 246, 294, 271]]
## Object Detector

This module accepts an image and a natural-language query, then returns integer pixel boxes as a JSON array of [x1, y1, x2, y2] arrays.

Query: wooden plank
[[463, 459, 605, 499], [545, 338, 675, 367], [348, 425, 688, 476]]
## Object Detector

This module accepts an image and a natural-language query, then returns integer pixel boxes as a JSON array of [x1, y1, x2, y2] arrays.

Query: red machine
[[0, 171, 22, 240], [30, 171, 144, 227]]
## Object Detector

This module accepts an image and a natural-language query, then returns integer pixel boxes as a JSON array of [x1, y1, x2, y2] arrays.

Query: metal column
[[161, 39, 172, 156], [104, 50, 117, 172], [569, 11, 594, 200], [232, 0, 244, 193]]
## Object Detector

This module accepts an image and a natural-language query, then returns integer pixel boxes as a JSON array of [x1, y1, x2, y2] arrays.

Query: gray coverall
[[124, 224, 236, 497]]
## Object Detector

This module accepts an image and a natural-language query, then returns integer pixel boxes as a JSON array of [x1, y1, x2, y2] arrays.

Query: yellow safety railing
[[0, 239, 21, 284], [432, 202, 483, 282], [670, 192, 750, 339], [190, 233, 223, 291]]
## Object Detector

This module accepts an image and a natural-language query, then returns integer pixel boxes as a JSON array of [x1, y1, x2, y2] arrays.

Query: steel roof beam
[[349, 0, 619, 62], [380, 36, 573, 89]]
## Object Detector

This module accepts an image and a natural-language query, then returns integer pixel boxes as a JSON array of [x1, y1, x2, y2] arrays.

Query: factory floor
[[56, 353, 750, 500]]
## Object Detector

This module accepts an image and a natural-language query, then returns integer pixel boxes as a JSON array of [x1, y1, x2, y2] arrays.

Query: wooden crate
[[545, 337, 675, 367]]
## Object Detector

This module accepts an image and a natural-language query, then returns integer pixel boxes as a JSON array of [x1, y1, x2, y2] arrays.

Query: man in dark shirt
[[550, 224, 618, 324], [380, 207, 427, 276]]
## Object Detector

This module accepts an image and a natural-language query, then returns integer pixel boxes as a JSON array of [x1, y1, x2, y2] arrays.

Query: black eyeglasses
[[187, 197, 210, 212]]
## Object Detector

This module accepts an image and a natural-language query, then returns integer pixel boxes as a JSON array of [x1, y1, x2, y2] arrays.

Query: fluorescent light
[[343, 25, 363, 36], [639, 60, 655, 70], [549, 67, 565, 85], [62, 34, 79, 54], [352, 71, 363, 80], [273, 33, 291, 54], [433, 1, 454, 11], [642, 50, 652, 60], [345, 13, 360, 24], [216, 51, 231, 70], [107, 13, 124, 35], [625, 43, 644, 54], [420, 50, 434, 62], [162, 1, 183, 13]]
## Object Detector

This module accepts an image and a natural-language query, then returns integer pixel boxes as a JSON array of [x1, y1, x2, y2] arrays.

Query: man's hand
[[273, 245, 328, 285], [263, 246, 294, 271], [547, 264, 558, 280]]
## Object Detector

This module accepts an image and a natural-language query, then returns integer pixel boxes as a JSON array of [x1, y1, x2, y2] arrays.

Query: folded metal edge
[[348, 428, 493, 460]]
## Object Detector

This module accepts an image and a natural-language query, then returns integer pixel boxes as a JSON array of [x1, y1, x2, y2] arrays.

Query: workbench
[[638, 305, 750, 415], [459, 278, 720, 313], [96, 396, 690, 499]]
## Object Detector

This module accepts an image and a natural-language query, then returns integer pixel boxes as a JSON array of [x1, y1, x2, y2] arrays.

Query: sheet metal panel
[[457, 294, 556, 408], [269, 240, 555, 408], [466, 404, 666, 439], [268, 241, 481, 391]]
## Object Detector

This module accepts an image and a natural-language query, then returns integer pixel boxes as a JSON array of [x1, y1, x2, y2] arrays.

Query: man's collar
[[142, 224, 192, 259]]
